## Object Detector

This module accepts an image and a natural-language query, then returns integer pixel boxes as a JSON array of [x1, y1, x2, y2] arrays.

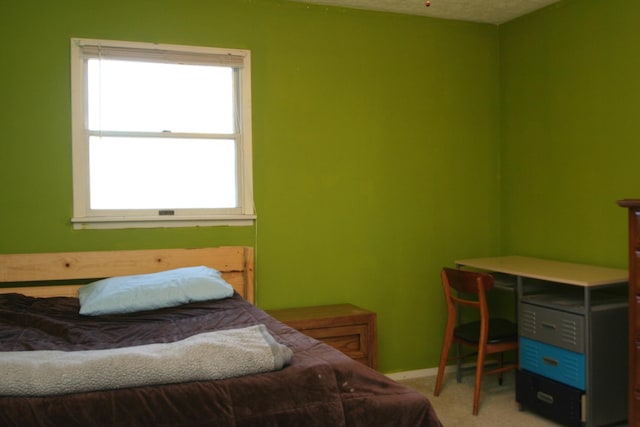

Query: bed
[[0, 246, 442, 427]]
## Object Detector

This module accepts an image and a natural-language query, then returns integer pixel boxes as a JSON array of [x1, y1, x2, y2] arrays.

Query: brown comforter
[[0, 292, 442, 427]]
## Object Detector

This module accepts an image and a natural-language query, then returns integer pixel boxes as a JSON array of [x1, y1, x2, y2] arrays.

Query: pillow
[[78, 266, 234, 316]]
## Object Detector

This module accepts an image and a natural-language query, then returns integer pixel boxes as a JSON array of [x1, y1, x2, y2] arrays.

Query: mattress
[[0, 292, 442, 427]]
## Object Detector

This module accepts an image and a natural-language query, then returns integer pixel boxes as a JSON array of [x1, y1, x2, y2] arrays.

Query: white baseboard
[[385, 362, 488, 381], [385, 366, 453, 381]]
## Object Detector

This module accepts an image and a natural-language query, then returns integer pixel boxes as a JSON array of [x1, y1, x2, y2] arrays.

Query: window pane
[[89, 137, 237, 210], [88, 59, 234, 134]]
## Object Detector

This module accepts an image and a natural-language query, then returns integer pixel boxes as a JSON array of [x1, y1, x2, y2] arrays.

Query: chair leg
[[434, 335, 453, 396], [472, 346, 486, 416], [456, 342, 462, 383], [497, 352, 504, 386]]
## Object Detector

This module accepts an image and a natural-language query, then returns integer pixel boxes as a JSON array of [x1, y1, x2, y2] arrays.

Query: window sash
[[76, 39, 246, 68], [88, 136, 238, 210], [87, 58, 237, 135]]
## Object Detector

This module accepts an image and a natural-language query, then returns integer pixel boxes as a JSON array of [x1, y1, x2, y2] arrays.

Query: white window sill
[[71, 215, 256, 230]]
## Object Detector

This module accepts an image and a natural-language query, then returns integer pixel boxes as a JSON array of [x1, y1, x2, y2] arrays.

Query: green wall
[[1, 0, 500, 372], [6, 0, 634, 376], [5, 0, 635, 375], [500, 0, 640, 267]]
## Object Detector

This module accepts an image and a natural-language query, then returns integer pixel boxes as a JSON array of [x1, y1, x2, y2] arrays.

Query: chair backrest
[[441, 267, 495, 319]]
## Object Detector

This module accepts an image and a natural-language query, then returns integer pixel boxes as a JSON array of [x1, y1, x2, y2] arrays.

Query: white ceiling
[[288, 0, 562, 25]]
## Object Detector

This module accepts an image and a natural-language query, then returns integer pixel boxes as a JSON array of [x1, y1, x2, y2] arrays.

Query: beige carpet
[[396, 371, 560, 426]]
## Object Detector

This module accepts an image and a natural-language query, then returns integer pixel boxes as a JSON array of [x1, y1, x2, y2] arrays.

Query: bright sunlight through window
[[70, 39, 254, 229]]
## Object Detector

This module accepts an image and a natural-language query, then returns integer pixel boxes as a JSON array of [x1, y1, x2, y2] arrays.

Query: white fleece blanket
[[0, 324, 292, 396]]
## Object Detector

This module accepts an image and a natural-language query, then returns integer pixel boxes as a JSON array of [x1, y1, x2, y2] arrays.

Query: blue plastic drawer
[[520, 337, 585, 390]]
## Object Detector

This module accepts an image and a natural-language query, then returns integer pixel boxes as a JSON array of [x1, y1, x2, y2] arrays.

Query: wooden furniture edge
[[0, 246, 255, 304], [267, 304, 378, 369], [456, 255, 627, 287]]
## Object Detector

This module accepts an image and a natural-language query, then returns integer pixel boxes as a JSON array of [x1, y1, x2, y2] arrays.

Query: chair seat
[[454, 318, 517, 344]]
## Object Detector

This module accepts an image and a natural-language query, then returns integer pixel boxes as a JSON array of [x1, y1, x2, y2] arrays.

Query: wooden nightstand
[[266, 304, 378, 370]]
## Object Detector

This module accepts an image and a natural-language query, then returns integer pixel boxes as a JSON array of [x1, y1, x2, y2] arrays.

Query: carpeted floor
[[396, 371, 561, 426]]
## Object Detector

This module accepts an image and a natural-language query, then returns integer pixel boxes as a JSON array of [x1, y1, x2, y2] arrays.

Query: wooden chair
[[434, 267, 518, 415]]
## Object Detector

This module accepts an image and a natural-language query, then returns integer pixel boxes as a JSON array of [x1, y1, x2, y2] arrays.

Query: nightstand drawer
[[266, 304, 377, 369], [303, 324, 369, 363]]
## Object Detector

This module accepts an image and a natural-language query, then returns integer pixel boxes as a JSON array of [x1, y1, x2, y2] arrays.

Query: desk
[[455, 256, 628, 427], [456, 255, 627, 287]]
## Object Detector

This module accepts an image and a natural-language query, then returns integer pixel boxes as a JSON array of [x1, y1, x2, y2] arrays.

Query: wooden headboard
[[0, 246, 255, 304]]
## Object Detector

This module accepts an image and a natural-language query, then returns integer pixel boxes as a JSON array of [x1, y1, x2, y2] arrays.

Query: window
[[70, 38, 254, 229]]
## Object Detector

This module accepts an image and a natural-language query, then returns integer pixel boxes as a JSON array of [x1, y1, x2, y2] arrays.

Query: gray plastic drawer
[[519, 303, 584, 353]]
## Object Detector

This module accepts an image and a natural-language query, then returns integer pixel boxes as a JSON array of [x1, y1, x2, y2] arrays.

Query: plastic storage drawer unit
[[516, 369, 583, 427], [520, 336, 585, 390], [519, 302, 585, 353]]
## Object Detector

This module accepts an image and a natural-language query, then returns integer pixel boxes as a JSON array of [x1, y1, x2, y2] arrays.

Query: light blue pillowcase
[[78, 266, 234, 316]]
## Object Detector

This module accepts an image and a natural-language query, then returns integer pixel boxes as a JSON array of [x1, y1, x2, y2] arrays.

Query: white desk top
[[455, 256, 628, 287]]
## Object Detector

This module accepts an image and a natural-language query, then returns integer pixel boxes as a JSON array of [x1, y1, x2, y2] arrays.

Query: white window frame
[[70, 38, 254, 230]]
